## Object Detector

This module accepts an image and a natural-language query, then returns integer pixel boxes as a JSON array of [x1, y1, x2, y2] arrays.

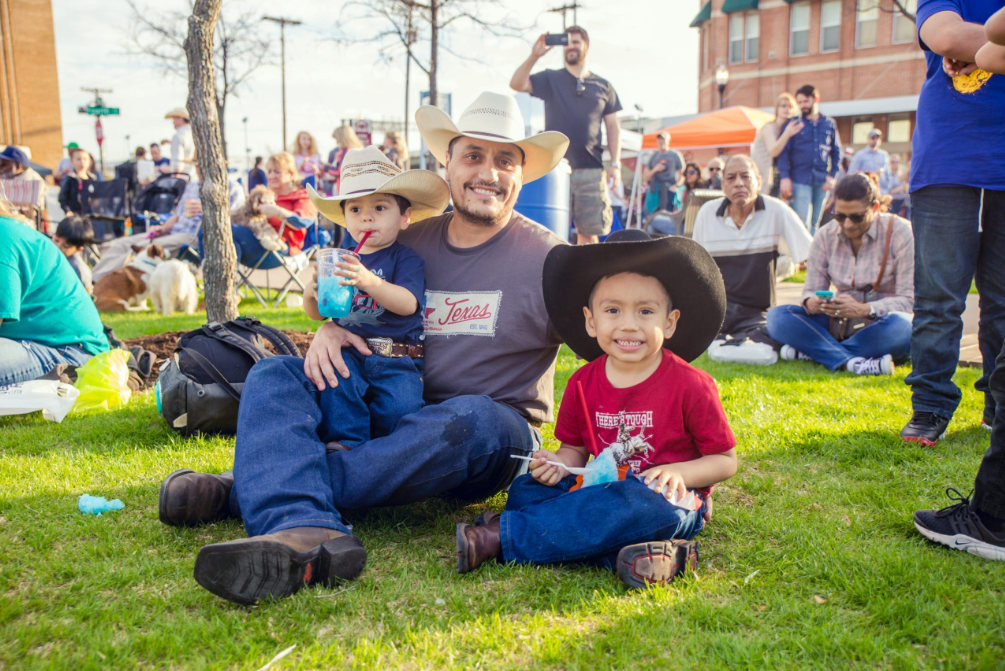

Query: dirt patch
[[122, 329, 314, 388]]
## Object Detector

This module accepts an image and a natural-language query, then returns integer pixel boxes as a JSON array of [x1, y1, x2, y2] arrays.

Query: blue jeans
[[0, 337, 93, 386], [231, 355, 538, 537], [766, 304, 912, 371], [318, 349, 424, 448], [906, 186, 1005, 420], [500, 473, 706, 570], [198, 225, 284, 269], [791, 182, 827, 234]]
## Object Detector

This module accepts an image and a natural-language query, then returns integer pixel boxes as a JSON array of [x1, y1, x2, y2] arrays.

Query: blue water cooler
[[514, 159, 571, 240]]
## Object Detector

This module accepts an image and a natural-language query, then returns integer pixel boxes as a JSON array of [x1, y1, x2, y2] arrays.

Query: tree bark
[[185, 0, 239, 323]]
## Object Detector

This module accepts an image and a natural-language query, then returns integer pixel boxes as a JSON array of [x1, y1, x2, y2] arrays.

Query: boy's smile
[[584, 272, 680, 371]]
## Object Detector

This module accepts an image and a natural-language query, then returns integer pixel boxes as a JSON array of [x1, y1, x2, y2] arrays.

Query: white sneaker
[[780, 345, 813, 362], [846, 354, 894, 376]]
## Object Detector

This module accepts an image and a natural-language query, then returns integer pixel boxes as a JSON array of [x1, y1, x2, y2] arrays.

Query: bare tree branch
[[859, 0, 916, 22], [124, 0, 272, 158]]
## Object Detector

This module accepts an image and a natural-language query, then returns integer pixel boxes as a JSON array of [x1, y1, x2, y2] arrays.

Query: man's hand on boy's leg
[[303, 321, 372, 391], [641, 466, 687, 501]]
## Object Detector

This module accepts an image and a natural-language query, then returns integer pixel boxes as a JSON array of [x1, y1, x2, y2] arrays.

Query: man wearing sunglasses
[[705, 158, 724, 190], [511, 26, 623, 244]]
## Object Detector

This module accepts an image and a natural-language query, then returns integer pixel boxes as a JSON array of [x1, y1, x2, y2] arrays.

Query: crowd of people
[[1, 2, 1003, 610]]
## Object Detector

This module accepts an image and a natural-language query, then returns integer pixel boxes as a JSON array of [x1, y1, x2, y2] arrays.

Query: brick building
[[0, 0, 62, 170], [690, 0, 924, 155]]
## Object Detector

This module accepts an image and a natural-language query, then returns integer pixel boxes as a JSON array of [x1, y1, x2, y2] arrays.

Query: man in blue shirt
[[848, 129, 892, 175], [778, 84, 841, 234], [900, 0, 1005, 449]]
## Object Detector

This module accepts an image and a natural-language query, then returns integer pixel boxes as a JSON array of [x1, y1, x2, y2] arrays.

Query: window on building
[[790, 2, 810, 56], [820, 0, 841, 52], [746, 12, 760, 62], [730, 13, 744, 63], [893, 0, 917, 43], [852, 118, 875, 144], [857, 1, 879, 48], [888, 115, 912, 143]]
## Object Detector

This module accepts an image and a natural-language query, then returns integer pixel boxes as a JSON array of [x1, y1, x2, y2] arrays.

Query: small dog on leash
[[230, 185, 284, 251], [148, 258, 199, 315], [93, 244, 165, 312]]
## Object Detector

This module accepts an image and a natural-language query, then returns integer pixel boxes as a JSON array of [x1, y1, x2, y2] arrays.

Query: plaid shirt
[[801, 214, 915, 316]]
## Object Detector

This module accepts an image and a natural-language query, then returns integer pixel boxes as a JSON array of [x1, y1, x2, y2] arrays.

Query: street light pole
[[404, 7, 415, 140], [262, 16, 302, 151], [715, 65, 730, 110]]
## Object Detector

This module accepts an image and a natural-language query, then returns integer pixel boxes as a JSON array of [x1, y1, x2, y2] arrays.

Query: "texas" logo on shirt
[[422, 290, 501, 337]]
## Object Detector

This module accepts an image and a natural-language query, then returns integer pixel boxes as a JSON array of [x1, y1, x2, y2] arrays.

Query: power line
[[547, 2, 581, 29]]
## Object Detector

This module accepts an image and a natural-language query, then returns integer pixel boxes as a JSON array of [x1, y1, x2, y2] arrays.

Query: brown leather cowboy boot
[[193, 526, 367, 605], [159, 469, 234, 527], [456, 516, 502, 574]]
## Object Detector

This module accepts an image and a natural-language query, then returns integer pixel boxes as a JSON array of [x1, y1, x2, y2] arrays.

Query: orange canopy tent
[[642, 106, 775, 150]]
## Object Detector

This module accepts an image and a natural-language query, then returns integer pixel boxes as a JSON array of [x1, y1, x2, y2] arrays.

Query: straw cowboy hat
[[306, 145, 450, 227], [543, 229, 726, 363], [415, 91, 569, 183], [165, 107, 190, 121]]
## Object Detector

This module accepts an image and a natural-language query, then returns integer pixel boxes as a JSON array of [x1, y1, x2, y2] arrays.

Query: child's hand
[[305, 262, 318, 302], [641, 465, 687, 501], [335, 257, 380, 292], [529, 449, 568, 486]]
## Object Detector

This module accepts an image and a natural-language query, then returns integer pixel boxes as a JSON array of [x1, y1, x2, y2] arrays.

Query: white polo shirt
[[692, 194, 812, 311]]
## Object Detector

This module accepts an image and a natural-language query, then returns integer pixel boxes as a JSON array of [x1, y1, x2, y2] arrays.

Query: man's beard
[[452, 181, 511, 227], [565, 50, 581, 65]]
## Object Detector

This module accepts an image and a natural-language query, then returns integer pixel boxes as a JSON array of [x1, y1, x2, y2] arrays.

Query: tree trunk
[[185, 0, 239, 323], [428, 0, 439, 169], [217, 100, 228, 160]]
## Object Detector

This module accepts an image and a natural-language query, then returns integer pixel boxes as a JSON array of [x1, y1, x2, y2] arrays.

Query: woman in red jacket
[[258, 151, 317, 256]]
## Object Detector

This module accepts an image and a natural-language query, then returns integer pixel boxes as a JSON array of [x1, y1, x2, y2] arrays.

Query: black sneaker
[[914, 489, 1005, 561], [616, 540, 699, 589], [901, 411, 950, 446]]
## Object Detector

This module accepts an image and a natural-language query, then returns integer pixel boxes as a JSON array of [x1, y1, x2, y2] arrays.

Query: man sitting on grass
[[456, 230, 737, 588], [157, 92, 575, 605]]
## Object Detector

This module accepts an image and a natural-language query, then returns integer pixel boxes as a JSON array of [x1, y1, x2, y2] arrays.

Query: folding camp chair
[[237, 216, 332, 309], [675, 188, 724, 238], [85, 179, 129, 240], [0, 179, 46, 232]]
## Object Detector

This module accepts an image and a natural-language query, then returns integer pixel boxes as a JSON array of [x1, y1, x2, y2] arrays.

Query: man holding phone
[[510, 26, 623, 244]]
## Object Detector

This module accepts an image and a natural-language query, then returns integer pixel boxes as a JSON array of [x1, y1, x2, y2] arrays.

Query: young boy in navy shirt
[[304, 146, 450, 447], [456, 229, 738, 588]]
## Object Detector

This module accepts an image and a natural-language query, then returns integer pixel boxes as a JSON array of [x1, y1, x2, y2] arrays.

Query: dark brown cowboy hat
[[543, 229, 726, 363]]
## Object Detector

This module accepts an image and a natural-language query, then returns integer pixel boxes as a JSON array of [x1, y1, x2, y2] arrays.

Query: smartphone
[[545, 33, 569, 46], [815, 290, 834, 300]]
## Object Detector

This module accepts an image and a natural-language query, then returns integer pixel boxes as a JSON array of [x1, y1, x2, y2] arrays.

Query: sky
[[53, 0, 699, 170]]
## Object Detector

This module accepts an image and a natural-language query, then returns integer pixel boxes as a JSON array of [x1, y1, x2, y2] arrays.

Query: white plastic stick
[[509, 454, 594, 475]]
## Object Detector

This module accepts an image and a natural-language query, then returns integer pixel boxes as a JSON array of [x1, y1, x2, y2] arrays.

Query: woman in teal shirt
[[0, 215, 108, 385]]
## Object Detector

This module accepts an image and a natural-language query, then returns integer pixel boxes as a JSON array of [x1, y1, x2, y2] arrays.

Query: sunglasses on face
[[709, 167, 721, 172], [834, 212, 869, 224], [686, 170, 699, 175]]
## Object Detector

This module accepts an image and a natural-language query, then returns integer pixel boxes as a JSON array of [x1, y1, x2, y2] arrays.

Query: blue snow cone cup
[[316, 248, 358, 319]]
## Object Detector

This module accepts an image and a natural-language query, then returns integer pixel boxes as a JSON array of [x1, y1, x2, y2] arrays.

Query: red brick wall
[[696, 0, 925, 112]]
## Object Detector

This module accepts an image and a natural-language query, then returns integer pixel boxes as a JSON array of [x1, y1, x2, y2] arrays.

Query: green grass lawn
[[2, 307, 1003, 669]]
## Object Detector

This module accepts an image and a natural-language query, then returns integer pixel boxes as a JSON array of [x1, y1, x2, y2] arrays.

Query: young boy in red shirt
[[455, 229, 738, 588]]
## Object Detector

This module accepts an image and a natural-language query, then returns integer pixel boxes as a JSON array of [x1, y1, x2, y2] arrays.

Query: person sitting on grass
[[0, 213, 108, 386], [301, 146, 450, 450], [456, 229, 738, 589], [52, 216, 95, 295], [766, 173, 914, 376]]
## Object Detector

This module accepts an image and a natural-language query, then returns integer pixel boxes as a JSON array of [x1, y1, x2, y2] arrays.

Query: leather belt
[[366, 337, 423, 359]]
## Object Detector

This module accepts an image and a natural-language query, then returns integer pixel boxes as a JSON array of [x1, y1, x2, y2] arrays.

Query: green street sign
[[84, 105, 120, 116]]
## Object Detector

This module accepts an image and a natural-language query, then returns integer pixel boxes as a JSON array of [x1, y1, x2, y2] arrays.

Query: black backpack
[[156, 317, 301, 436]]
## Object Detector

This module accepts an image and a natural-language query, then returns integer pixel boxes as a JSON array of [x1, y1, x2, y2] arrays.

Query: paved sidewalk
[[775, 282, 982, 368]]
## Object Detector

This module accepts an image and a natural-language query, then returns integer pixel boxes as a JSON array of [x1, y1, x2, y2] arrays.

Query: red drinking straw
[[576, 380, 599, 454], [353, 230, 373, 253]]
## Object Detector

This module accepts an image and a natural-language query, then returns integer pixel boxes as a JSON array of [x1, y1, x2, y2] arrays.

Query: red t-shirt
[[555, 350, 736, 494], [269, 188, 317, 255]]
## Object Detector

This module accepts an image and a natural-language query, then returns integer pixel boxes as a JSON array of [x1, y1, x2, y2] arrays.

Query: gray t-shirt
[[648, 150, 685, 184], [398, 212, 566, 424], [66, 252, 93, 294]]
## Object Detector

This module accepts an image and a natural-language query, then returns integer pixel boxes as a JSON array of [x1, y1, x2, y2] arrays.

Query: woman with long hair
[[293, 131, 322, 183], [382, 130, 409, 171], [767, 172, 914, 376], [752, 93, 802, 197], [325, 125, 364, 194]]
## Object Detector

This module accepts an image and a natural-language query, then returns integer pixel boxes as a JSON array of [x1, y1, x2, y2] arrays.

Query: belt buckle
[[367, 337, 393, 358]]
